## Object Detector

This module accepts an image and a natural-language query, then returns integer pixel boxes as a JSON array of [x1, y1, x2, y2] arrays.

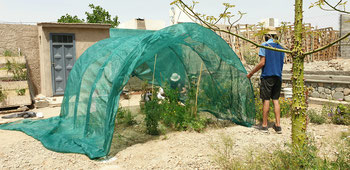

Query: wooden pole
[[194, 62, 204, 117], [151, 54, 157, 96]]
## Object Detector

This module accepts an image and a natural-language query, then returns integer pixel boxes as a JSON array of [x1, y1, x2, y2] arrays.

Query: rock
[[34, 100, 49, 108], [320, 92, 327, 99], [310, 92, 320, 98], [318, 87, 325, 93], [344, 88, 350, 96], [326, 94, 332, 100], [345, 96, 350, 102], [335, 87, 344, 92], [325, 88, 331, 94], [332, 90, 335, 96], [333, 92, 344, 101]]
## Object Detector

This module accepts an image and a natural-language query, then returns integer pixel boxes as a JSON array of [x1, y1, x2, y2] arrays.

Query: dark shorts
[[260, 76, 282, 100]]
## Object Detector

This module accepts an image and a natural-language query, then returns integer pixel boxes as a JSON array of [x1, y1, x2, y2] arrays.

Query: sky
[[0, 0, 343, 30]]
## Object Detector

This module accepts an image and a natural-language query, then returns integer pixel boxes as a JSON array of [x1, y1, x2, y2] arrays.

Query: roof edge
[[37, 22, 111, 29]]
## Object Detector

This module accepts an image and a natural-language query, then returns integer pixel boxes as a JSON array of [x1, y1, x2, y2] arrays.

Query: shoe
[[273, 124, 282, 134], [254, 125, 268, 133]]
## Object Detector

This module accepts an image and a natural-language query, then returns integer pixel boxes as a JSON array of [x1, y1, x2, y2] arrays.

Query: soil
[[0, 104, 348, 170]]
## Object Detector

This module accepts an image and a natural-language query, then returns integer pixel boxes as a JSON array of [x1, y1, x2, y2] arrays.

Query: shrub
[[331, 104, 350, 125], [144, 98, 161, 135], [307, 109, 327, 124], [143, 84, 208, 135], [325, 104, 350, 125]]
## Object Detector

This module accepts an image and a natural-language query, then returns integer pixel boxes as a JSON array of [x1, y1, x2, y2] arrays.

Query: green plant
[[143, 82, 208, 134], [144, 98, 161, 135], [0, 86, 6, 102], [330, 104, 350, 125], [4, 60, 27, 81], [16, 88, 26, 96], [307, 109, 327, 124], [116, 107, 137, 126], [211, 134, 350, 170], [3, 50, 13, 57]]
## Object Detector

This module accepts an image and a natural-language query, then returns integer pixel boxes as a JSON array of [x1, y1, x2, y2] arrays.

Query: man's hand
[[246, 73, 253, 79]]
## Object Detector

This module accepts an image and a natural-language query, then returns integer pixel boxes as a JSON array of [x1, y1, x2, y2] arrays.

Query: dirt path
[[0, 107, 348, 169]]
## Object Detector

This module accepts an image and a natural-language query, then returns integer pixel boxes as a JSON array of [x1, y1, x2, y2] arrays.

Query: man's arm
[[246, 56, 265, 79]]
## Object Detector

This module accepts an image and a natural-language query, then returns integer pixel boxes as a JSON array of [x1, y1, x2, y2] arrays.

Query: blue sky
[[0, 0, 341, 29]]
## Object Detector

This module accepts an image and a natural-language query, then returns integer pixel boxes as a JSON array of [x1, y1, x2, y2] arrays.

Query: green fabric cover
[[0, 23, 255, 159]]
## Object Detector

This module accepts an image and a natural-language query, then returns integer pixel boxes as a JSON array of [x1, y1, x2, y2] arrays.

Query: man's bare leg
[[262, 100, 270, 127], [272, 99, 281, 127]]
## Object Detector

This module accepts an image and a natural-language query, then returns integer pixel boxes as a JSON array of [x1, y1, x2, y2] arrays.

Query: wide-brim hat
[[265, 26, 277, 35], [170, 73, 181, 82]]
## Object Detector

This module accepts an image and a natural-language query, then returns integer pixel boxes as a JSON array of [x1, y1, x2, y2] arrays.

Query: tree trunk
[[291, 0, 307, 147]]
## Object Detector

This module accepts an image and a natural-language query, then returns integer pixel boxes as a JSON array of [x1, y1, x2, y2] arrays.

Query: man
[[246, 28, 285, 134]]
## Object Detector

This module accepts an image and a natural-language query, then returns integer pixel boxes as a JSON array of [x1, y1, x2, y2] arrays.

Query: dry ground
[[0, 105, 348, 170]]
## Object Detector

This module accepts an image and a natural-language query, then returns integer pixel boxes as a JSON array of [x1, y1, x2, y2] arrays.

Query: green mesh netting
[[0, 23, 255, 159]]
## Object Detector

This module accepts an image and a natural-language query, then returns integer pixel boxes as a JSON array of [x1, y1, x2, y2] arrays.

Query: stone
[[310, 92, 320, 98], [318, 87, 325, 93], [345, 96, 350, 102], [325, 88, 331, 94], [333, 92, 344, 101], [332, 90, 335, 96], [320, 92, 327, 99], [324, 84, 332, 89], [34, 100, 49, 108], [335, 87, 344, 92], [326, 94, 332, 100], [344, 88, 350, 96]]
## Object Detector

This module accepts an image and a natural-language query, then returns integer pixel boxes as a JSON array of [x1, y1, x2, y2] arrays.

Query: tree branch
[[322, 0, 350, 14], [304, 32, 350, 55], [175, 0, 293, 54]]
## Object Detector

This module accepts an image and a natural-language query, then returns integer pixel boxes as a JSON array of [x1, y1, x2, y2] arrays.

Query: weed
[[3, 50, 13, 57], [116, 107, 137, 127], [211, 134, 350, 170], [16, 88, 26, 96], [307, 109, 327, 124], [0, 86, 6, 102], [5, 60, 27, 81]]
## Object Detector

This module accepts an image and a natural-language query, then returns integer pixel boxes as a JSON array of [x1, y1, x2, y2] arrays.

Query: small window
[[52, 34, 73, 43]]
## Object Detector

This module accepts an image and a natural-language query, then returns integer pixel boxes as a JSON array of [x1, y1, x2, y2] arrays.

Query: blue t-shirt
[[259, 39, 285, 78]]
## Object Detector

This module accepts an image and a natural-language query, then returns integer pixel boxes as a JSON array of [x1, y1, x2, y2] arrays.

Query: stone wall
[[252, 71, 350, 102], [283, 82, 350, 102], [0, 24, 40, 95]]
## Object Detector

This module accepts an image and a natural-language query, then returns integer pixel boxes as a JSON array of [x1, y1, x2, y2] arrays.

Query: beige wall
[[38, 24, 110, 96], [0, 24, 41, 95]]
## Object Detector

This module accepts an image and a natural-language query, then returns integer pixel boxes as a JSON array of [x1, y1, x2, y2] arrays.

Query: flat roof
[[37, 22, 111, 29]]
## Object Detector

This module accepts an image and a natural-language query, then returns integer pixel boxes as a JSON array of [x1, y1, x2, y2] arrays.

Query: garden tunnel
[[0, 23, 255, 159]]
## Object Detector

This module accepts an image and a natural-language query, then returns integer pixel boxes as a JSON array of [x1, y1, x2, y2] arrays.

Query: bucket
[[283, 88, 293, 99]]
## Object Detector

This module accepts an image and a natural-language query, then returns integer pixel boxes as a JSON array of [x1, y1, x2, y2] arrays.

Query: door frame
[[49, 33, 76, 96]]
